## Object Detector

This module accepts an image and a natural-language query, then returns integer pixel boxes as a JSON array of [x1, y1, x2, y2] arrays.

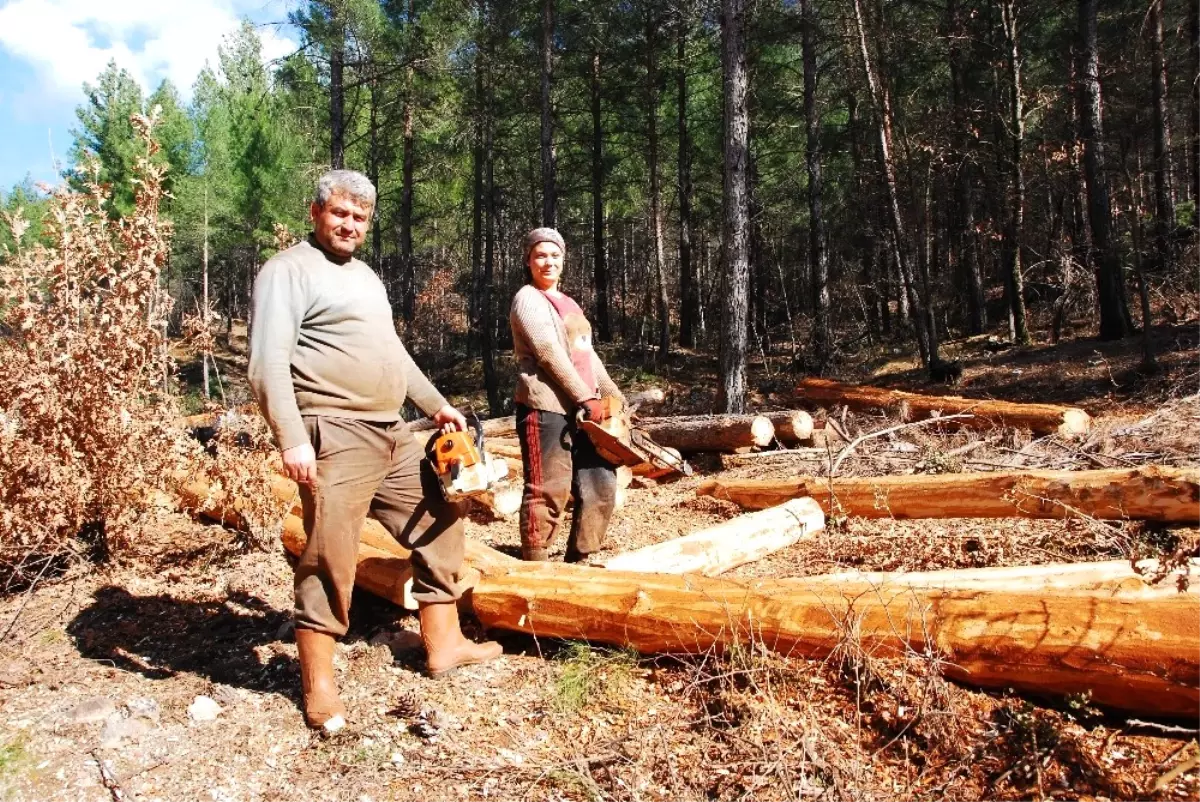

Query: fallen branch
[[829, 413, 975, 475]]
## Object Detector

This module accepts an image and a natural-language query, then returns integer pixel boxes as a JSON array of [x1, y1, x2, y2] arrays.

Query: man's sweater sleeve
[[248, 258, 309, 451], [510, 288, 597, 405], [396, 342, 449, 417], [591, 353, 625, 404]]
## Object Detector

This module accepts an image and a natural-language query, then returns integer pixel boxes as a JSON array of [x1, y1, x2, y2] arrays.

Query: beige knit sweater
[[509, 284, 623, 415], [248, 237, 448, 450]]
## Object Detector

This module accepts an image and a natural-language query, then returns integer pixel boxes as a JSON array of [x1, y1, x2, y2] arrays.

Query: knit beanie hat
[[522, 227, 566, 261]]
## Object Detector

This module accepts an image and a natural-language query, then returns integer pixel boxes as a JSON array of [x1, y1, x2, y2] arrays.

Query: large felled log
[[637, 414, 774, 453], [600, 498, 825, 575], [471, 562, 1200, 718], [796, 377, 1091, 437], [697, 466, 1200, 524]]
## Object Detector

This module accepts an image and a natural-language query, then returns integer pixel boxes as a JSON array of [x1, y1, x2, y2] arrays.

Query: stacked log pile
[[177, 385, 1200, 718]]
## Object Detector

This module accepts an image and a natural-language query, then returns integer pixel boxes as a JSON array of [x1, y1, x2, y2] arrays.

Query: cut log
[[637, 414, 774, 453], [697, 466, 1200, 524], [803, 559, 1200, 598], [600, 498, 825, 575], [796, 378, 1091, 437], [408, 415, 517, 439], [764, 410, 815, 443], [484, 440, 522, 461], [179, 403, 259, 431], [468, 484, 523, 520], [471, 562, 1200, 718], [178, 474, 1199, 717], [627, 387, 667, 410]]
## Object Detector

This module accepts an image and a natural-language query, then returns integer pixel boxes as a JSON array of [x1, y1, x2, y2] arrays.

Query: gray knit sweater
[[248, 237, 448, 450], [509, 284, 623, 415]]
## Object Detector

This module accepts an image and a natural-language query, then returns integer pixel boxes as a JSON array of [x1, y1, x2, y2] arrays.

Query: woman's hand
[[578, 398, 609, 422]]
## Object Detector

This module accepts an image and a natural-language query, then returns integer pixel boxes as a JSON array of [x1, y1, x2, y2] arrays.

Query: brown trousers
[[295, 416, 464, 636], [516, 403, 617, 561]]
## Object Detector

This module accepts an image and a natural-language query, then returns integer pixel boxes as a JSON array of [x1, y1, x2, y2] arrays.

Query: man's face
[[528, 241, 564, 291], [311, 193, 372, 257]]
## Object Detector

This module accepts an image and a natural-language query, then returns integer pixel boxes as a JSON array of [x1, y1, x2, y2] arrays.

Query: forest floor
[[1, 320, 1198, 802]]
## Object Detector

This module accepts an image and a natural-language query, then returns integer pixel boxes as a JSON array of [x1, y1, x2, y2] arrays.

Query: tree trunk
[[948, 0, 985, 334], [719, 0, 751, 413], [1149, 0, 1174, 274], [540, 0, 556, 227], [591, 50, 611, 342], [400, 59, 416, 323], [469, 16, 486, 358], [645, 10, 670, 356], [848, 93, 882, 340], [482, 69, 501, 415], [1191, 0, 1200, 207], [851, 0, 932, 364], [796, 377, 1091, 436], [802, 0, 830, 371], [367, 76, 383, 277], [999, 0, 1030, 344], [698, 466, 1199, 524], [601, 498, 824, 575], [1078, 0, 1131, 340], [677, 16, 698, 349], [201, 185, 210, 399], [329, 6, 345, 169], [637, 414, 774, 452]]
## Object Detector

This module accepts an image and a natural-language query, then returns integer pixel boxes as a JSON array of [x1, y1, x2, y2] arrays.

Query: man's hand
[[578, 398, 608, 423], [433, 404, 468, 434], [282, 442, 317, 485]]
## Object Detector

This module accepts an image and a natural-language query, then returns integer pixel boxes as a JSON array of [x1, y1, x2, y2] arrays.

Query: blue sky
[[0, 0, 299, 193]]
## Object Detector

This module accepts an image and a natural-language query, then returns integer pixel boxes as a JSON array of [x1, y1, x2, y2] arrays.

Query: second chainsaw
[[576, 396, 692, 477]]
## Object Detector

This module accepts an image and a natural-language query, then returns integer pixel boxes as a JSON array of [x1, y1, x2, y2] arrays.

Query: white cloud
[[0, 0, 297, 101]]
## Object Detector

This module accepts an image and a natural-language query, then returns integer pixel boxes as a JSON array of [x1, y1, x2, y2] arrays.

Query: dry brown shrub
[[0, 112, 205, 587]]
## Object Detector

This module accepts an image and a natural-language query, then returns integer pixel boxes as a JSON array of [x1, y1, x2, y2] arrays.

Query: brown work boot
[[295, 627, 347, 733], [419, 602, 503, 679]]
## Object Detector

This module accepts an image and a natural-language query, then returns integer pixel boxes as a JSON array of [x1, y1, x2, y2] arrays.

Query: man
[[249, 169, 501, 732]]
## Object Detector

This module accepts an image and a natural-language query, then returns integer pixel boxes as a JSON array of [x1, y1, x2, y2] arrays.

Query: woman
[[509, 227, 626, 562]]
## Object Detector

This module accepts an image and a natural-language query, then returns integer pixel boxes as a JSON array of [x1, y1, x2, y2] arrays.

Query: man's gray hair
[[315, 170, 377, 208]]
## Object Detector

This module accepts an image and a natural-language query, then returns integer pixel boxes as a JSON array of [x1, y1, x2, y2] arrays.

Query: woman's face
[[528, 241, 564, 291]]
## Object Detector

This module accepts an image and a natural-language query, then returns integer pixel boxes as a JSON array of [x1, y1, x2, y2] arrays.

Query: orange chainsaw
[[427, 416, 509, 502], [576, 396, 691, 477]]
